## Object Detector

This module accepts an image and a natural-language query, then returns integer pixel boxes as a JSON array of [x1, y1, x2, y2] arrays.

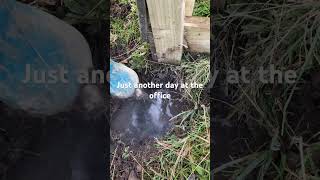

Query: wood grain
[[185, 0, 195, 16], [146, 0, 185, 64], [184, 16, 210, 53]]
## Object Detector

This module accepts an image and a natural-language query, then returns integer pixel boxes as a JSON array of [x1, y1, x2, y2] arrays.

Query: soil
[[211, 83, 262, 179], [110, 70, 192, 179], [109, 6, 208, 180], [109, 2, 194, 172]]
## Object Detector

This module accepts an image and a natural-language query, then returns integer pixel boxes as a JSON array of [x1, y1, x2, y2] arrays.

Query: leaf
[[195, 166, 204, 176], [270, 130, 281, 151], [236, 152, 268, 180]]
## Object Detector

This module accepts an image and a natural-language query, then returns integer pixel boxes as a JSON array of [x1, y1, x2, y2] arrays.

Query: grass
[[110, 0, 140, 46], [110, 0, 210, 179], [139, 54, 210, 179], [193, 0, 210, 17], [146, 106, 210, 179], [182, 57, 210, 106], [111, 0, 210, 71], [214, 139, 320, 179], [130, 54, 210, 179], [213, 1, 320, 179], [111, 0, 149, 70]]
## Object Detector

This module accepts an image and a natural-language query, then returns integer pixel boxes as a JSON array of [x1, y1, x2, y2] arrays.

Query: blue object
[[0, 0, 93, 115], [110, 59, 139, 98]]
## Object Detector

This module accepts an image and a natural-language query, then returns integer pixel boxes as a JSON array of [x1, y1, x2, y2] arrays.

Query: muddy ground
[[109, 64, 194, 179]]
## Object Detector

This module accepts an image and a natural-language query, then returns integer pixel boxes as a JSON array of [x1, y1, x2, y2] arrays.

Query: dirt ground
[[109, 68, 193, 179]]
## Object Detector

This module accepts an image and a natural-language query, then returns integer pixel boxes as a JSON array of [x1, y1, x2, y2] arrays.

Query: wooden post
[[184, 16, 210, 53], [135, 0, 158, 61], [185, 0, 195, 16], [146, 0, 185, 64], [135, 0, 149, 42]]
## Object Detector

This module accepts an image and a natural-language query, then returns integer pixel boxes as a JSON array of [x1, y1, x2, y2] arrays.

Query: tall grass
[[182, 58, 210, 106], [213, 1, 320, 179], [146, 106, 210, 179]]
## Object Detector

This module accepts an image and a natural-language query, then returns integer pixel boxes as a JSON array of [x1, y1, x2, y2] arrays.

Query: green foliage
[[129, 43, 149, 70], [182, 57, 210, 106], [146, 106, 210, 179], [111, 0, 140, 46], [193, 0, 210, 17], [122, 146, 130, 159], [111, 0, 149, 71], [111, 17, 140, 46]]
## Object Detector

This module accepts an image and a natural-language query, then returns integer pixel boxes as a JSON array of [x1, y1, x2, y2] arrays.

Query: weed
[[122, 146, 130, 159], [146, 106, 210, 179], [182, 57, 210, 106], [213, 1, 320, 178], [129, 42, 149, 70], [111, 0, 149, 71], [194, 0, 210, 17], [111, 21, 139, 46]]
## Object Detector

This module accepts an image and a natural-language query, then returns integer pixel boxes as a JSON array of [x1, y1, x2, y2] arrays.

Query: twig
[[84, 0, 104, 18], [170, 138, 188, 180], [112, 44, 139, 59], [299, 137, 306, 180], [129, 152, 152, 178], [111, 145, 118, 180], [191, 152, 210, 176]]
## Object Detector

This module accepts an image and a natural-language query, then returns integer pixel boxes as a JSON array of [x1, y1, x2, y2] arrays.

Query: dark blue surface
[[0, 0, 90, 114]]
